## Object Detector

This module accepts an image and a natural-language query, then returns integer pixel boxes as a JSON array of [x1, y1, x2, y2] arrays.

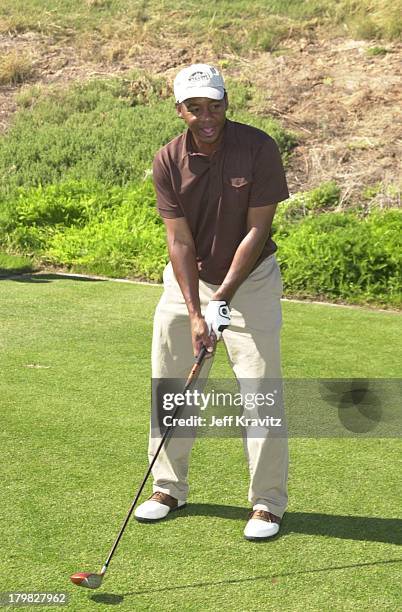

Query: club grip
[[195, 345, 208, 365]]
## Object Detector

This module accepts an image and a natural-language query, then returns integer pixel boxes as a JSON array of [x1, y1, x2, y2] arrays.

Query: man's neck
[[189, 122, 226, 157]]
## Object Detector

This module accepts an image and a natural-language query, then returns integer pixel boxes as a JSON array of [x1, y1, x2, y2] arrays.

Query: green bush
[[276, 210, 402, 306], [274, 181, 341, 232], [45, 180, 166, 281], [0, 74, 294, 200], [366, 46, 388, 57], [0, 180, 123, 251], [1, 180, 114, 228], [0, 179, 167, 281], [0, 67, 398, 305], [2, 176, 400, 305], [0, 77, 182, 197]]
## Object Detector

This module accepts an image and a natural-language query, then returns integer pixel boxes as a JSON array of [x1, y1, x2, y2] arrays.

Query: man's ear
[[223, 92, 229, 111], [176, 102, 184, 119]]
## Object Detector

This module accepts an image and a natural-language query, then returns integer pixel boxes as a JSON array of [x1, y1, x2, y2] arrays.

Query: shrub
[[0, 180, 123, 251], [0, 74, 294, 200], [45, 180, 167, 281], [2, 176, 400, 305], [0, 79, 181, 197], [275, 210, 401, 306], [0, 179, 167, 281], [274, 181, 341, 234], [366, 46, 388, 57]]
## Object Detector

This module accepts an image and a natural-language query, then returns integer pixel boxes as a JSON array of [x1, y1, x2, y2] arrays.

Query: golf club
[[70, 345, 208, 590]]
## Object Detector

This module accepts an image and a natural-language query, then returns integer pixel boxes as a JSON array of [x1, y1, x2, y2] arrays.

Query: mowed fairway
[[1, 275, 401, 611]]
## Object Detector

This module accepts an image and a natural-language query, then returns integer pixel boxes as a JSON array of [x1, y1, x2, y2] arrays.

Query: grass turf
[[0, 275, 401, 610], [0, 1, 400, 56], [0, 252, 35, 275]]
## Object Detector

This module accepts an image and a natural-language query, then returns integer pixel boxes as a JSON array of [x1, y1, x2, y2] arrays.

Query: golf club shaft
[[101, 345, 209, 573]]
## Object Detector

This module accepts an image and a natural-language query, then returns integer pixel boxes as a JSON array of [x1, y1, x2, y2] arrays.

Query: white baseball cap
[[174, 64, 225, 103]]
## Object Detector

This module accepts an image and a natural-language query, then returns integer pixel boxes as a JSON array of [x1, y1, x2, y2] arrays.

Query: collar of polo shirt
[[180, 118, 236, 160]]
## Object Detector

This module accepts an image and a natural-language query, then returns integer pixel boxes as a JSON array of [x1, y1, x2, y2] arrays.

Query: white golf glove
[[204, 300, 231, 339]]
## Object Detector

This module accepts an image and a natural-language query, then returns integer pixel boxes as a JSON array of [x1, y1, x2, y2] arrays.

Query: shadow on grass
[[0, 266, 35, 276], [88, 505, 402, 604], [90, 558, 402, 604], [0, 272, 105, 283], [177, 504, 402, 546]]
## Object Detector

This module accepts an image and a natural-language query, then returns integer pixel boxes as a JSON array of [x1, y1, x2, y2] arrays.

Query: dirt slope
[[0, 32, 400, 204]]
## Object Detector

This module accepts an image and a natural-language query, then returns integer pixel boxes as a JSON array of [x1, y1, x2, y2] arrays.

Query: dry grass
[[0, 16, 37, 35], [74, 20, 156, 63], [362, 179, 401, 211], [338, 0, 402, 40], [0, 1, 400, 206], [0, 51, 34, 86], [294, 142, 401, 210], [85, 0, 111, 7]]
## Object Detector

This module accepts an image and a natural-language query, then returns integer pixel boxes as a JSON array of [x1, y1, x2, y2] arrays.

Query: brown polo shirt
[[153, 118, 289, 284]]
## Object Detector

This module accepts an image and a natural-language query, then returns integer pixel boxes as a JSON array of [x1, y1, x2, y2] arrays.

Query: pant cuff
[[153, 485, 187, 502], [250, 499, 287, 519]]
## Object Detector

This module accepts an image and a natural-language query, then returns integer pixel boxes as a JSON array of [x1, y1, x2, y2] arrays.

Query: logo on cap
[[188, 71, 210, 83], [173, 63, 225, 103]]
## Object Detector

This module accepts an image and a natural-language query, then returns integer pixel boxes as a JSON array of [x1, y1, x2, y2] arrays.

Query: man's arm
[[163, 217, 215, 356], [211, 204, 277, 303]]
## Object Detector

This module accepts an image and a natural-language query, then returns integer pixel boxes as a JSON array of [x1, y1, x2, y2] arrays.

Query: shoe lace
[[248, 510, 278, 522], [151, 491, 166, 501]]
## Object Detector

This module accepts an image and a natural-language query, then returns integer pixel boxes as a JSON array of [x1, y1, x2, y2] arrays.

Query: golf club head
[[70, 572, 104, 589]]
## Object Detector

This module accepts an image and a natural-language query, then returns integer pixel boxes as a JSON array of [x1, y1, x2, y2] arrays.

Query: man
[[134, 64, 289, 540]]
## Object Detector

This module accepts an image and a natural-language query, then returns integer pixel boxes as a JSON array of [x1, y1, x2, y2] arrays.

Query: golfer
[[135, 64, 290, 540]]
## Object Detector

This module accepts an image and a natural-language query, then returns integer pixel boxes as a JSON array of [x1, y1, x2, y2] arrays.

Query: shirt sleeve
[[248, 137, 290, 207], [152, 151, 184, 219]]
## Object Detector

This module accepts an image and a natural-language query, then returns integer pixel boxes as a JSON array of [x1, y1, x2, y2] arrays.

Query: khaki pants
[[149, 255, 288, 518]]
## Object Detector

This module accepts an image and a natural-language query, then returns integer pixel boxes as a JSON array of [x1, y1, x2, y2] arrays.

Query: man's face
[[176, 95, 228, 151]]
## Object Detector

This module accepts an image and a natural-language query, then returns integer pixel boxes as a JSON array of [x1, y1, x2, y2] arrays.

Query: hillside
[[0, 2, 401, 305], [0, 27, 400, 206]]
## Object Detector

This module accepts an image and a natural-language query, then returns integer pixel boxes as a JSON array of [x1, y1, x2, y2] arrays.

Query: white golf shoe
[[134, 491, 186, 522], [244, 505, 281, 541]]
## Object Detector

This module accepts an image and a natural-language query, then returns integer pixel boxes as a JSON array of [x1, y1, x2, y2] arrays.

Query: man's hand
[[204, 300, 231, 339], [190, 314, 216, 358]]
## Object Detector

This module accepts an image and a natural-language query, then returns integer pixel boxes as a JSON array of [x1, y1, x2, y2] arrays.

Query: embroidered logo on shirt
[[229, 177, 249, 188]]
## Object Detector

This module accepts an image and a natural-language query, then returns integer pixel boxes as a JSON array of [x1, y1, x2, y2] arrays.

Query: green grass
[[1, 277, 401, 610], [2, 178, 399, 305], [0, 76, 181, 196], [275, 210, 402, 308], [0, 0, 400, 56], [0, 251, 35, 275], [366, 45, 389, 57], [0, 74, 295, 199]]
